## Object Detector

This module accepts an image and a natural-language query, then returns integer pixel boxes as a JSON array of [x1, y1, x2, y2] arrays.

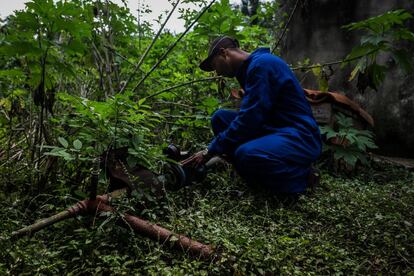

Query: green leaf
[[131, 135, 143, 150], [0, 69, 25, 80], [392, 49, 413, 73], [73, 139, 82, 150], [343, 10, 412, 33], [392, 29, 414, 41], [349, 58, 366, 81], [343, 9, 413, 90], [44, 148, 74, 161], [311, 65, 321, 78], [369, 63, 387, 90], [169, 235, 179, 242], [138, 98, 146, 105], [58, 137, 69, 148], [342, 152, 358, 167], [319, 77, 329, 92], [126, 156, 138, 168], [345, 45, 376, 63], [319, 126, 337, 138], [0, 41, 41, 57], [360, 35, 386, 46]]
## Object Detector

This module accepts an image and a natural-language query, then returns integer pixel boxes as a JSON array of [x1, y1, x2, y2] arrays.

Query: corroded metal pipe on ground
[[11, 189, 214, 259], [10, 189, 126, 238], [92, 202, 214, 259]]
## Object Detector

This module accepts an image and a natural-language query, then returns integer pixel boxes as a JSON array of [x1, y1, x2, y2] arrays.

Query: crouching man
[[184, 36, 322, 194]]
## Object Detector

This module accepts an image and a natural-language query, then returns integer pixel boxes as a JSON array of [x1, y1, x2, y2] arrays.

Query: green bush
[[320, 113, 377, 168]]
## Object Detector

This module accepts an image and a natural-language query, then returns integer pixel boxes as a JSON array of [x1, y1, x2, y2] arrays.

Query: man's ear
[[218, 47, 226, 57]]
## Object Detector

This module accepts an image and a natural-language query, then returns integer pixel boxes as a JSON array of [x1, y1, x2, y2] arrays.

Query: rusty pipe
[[10, 209, 74, 238], [93, 202, 214, 259], [66, 195, 214, 258], [10, 189, 126, 238], [11, 188, 214, 259]]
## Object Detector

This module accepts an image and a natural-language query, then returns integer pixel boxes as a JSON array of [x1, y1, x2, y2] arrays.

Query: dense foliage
[[0, 0, 413, 274], [0, 0, 275, 195]]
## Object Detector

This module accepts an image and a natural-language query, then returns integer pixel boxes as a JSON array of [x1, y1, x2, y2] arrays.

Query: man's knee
[[234, 142, 286, 177], [234, 143, 255, 170]]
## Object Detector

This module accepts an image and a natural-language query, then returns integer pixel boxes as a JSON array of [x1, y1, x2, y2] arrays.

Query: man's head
[[199, 36, 249, 78]]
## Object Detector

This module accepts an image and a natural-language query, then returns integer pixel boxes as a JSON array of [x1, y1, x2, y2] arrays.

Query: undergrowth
[[1, 162, 413, 275]]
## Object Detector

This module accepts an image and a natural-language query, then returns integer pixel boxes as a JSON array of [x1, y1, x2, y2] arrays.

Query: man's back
[[235, 48, 320, 142]]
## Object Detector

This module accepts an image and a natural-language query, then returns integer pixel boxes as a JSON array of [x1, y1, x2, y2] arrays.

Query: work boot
[[307, 166, 320, 192]]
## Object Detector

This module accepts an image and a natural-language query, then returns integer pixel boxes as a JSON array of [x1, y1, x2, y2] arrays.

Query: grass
[[1, 162, 413, 275]]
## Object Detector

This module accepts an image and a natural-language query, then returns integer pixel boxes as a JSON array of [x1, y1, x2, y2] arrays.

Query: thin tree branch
[[271, 0, 300, 54], [103, 45, 162, 85], [132, 0, 217, 93], [120, 0, 181, 93], [291, 49, 378, 71], [154, 100, 196, 109], [144, 76, 222, 100]]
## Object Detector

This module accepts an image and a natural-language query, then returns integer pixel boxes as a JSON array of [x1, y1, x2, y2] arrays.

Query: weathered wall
[[279, 0, 414, 157]]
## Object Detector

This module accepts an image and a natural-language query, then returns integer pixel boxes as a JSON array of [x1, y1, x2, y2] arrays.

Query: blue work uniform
[[208, 48, 322, 194]]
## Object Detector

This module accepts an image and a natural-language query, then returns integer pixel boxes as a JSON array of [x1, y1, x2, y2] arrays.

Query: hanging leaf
[[392, 49, 413, 73], [357, 71, 369, 93], [349, 58, 367, 81], [311, 65, 321, 78]]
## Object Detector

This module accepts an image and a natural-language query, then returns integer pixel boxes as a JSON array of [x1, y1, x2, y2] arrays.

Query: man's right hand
[[180, 149, 213, 167]]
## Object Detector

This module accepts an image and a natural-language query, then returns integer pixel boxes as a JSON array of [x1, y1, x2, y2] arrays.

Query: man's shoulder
[[249, 50, 286, 72]]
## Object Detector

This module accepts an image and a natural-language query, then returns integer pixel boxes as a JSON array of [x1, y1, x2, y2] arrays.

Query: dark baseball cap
[[199, 36, 240, 72]]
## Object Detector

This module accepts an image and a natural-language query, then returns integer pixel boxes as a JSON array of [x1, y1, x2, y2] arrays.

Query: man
[[184, 36, 322, 194]]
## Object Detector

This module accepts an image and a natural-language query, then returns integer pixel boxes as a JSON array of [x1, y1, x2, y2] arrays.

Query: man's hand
[[180, 149, 213, 167]]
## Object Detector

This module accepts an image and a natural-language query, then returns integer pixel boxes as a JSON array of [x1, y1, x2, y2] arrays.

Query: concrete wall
[[279, 0, 414, 157]]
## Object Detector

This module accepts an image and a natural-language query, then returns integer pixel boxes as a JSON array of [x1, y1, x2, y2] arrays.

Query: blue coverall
[[208, 48, 322, 193]]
